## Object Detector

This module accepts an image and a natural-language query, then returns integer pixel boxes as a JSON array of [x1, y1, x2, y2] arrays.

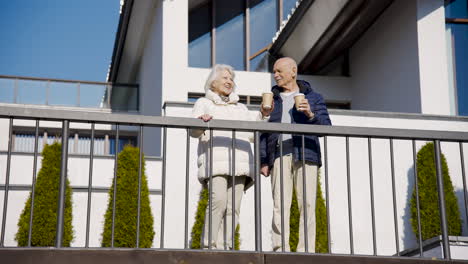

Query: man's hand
[[198, 114, 213, 122], [260, 165, 270, 177], [260, 101, 274, 118], [297, 99, 314, 119]]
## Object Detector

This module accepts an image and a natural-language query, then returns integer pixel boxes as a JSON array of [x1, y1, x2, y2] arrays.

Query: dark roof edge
[[108, 0, 135, 83], [163, 101, 468, 122], [269, 0, 316, 57]]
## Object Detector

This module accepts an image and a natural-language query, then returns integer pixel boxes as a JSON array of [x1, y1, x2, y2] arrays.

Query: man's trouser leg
[[294, 161, 317, 253], [216, 176, 245, 249], [202, 175, 227, 249], [271, 155, 293, 251]]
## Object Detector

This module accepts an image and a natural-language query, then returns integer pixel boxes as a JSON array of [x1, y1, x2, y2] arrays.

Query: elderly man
[[260, 57, 331, 252]]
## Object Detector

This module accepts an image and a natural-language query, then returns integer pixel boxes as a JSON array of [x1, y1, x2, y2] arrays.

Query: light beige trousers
[[271, 154, 317, 252], [202, 175, 245, 249]]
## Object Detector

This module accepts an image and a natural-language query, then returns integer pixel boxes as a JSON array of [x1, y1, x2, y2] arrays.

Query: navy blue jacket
[[260, 80, 332, 168]]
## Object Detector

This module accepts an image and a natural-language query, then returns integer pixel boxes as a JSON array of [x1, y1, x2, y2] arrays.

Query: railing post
[[434, 140, 451, 260], [254, 131, 262, 251], [55, 120, 69, 248]]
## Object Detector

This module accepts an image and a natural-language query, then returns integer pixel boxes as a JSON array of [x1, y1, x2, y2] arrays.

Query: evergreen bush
[[290, 170, 328, 253], [410, 142, 462, 241], [190, 185, 240, 249], [15, 142, 74, 246], [101, 145, 154, 247]]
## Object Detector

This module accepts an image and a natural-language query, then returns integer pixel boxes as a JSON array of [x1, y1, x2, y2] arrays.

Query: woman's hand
[[260, 100, 274, 117], [198, 114, 213, 122]]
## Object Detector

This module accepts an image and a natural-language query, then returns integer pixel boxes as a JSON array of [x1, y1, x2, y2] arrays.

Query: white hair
[[204, 64, 236, 92]]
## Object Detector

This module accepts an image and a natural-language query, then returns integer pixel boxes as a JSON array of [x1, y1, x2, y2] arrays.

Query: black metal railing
[[0, 104, 467, 260]]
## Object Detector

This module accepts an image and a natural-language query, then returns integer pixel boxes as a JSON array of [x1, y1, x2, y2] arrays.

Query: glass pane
[[17, 80, 47, 105], [250, 0, 277, 72], [49, 81, 77, 106], [448, 23, 468, 115], [189, 3, 212, 68], [80, 83, 107, 108], [215, 0, 245, 70], [445, 0, 468, 18], [111, 85, 138, 111], [283, 0, 298, 21], [0, 78, 15, 103], [250, 50, 270, 72]]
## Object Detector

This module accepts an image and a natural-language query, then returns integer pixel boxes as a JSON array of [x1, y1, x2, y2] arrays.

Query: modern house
[[0, 0, 467, 262]]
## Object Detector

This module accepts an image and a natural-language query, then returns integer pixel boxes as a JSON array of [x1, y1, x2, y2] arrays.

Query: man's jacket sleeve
[[307, 93, 332, 126]]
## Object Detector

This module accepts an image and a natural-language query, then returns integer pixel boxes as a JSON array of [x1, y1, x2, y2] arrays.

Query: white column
[[416, 0, 451, 115]]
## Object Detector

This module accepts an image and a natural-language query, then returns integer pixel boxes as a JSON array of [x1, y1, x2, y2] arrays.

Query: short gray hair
[[204, 64, 236, 92]]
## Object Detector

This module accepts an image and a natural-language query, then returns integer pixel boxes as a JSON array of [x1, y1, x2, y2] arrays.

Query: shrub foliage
[[289, 170, 328, 252], [410, 142, 462, 241], [190, 185, 240, 249], [15, 142, 74, 246], [101, 145, 154, 247]]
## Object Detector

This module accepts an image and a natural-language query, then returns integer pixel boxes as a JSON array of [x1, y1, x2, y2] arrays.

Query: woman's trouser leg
[[218, 175, 245, 249], [202, 175, 228, 249]]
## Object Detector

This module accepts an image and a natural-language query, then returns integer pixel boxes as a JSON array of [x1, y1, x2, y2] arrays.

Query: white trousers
[[202, 175, 245, 249], [271, 154, 317, 252]]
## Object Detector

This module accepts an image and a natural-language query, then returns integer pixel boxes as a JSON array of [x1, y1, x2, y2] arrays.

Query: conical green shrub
[[410, 142, 462, 241], [15, 142, 74, 246], [101, 145, 154, 247], [190, 186, 240, 249], [290, 170, 328, 252]]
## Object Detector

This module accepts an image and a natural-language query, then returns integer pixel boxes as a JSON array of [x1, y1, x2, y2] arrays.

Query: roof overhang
[[270, 0, 394, 74]]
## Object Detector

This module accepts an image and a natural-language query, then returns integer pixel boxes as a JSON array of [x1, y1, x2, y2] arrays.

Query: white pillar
[[416, 0, 451, 115]]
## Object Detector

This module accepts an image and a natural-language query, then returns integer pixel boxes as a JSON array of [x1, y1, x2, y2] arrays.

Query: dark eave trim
[[268, 0, 316, 59], [108, 0, 135, 83]]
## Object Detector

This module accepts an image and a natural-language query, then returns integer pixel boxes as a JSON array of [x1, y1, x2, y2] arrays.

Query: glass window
[[447, 23, 468, 115], [250, 0, 277, 71], [189, 3, 212, 68], [445, 0, 468, 18], [215, 0, 245, 70], [283, 0, 298, 21]]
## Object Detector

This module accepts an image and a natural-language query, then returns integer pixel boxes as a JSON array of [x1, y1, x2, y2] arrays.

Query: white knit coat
[[191, 89, 265, 190]]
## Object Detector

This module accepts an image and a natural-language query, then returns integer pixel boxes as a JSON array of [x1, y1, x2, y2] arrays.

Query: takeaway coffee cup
[[294, 93, 305, 109], [262, 92, 273, 109]]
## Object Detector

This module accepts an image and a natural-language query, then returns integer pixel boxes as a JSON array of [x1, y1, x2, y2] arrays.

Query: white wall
[[349, 0, 422, 113]]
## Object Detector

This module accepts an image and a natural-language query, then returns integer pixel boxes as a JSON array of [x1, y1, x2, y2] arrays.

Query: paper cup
[[294, 93, 305, 109], [262, 92, 273, 109]]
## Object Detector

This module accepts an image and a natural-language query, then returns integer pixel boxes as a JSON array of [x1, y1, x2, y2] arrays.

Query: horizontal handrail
[[0, 104, 467, 142], [0, 74, 138, 87]]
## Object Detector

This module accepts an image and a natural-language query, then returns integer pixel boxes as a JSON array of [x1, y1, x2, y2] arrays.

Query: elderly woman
[[192, 64, 272, 249]]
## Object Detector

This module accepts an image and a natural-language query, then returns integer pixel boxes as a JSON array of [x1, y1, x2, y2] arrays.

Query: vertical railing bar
[[136, 125, 143, 248], [389, 139, 400, 255], [14, 79, 18, 104], [0, 118, 13, 247], [367, 138, 377, 256], [27, 119, 40, 247], [77, 82, 81, 107], [254, 131, 262, 252], [434, 140, 451, 260], [111, 124, 120, 247], [85, 123, 95, 248], [160, 126, 168, 248], [459, 142, 468, 233], [231, 130, 236, 250], [279, 134, 285, 252], [412, 140, 423, 257], [46, 81, 50, 105], [301, 135, 309, 252], [55, 120, 69, 248], [324, 136, 331, 253], [208, 129, 214, 249], [345, 136, 354, 254], [184, 128, 190, 249]]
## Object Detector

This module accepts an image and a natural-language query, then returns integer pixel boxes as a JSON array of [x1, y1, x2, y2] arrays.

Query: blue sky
[[0, 0, 120, 82]]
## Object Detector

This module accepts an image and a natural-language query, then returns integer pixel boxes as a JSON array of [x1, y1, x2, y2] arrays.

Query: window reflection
[[250, 0, 277, 72], [445, 0, 468, 18], [447, 23, 468, 115], [189, 3, 212, 68]]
